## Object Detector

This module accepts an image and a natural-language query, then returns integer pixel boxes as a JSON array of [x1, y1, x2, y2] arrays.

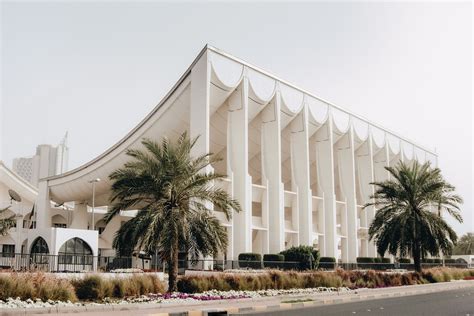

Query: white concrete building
[[2, 46, 437, 268], [13, 133, 69, 187]]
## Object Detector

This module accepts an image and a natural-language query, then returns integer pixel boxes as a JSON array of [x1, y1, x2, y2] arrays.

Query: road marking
[[380, 307, 384, 310], [367, 309, 371, 312]]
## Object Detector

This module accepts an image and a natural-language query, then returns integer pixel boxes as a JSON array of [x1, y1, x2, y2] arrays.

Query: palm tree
[[365, 161, 462, 272], [0, 206, 15, 235], [453, 233, 474, 255], [104, 132, 241, 292]]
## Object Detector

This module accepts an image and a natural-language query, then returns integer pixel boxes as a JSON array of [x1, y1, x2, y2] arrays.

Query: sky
[[1, 1, 472, 234]]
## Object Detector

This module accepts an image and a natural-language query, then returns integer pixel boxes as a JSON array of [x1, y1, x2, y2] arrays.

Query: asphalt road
[[235, 287, 474, 316]]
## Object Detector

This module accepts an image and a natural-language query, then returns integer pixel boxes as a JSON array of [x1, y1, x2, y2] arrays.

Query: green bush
[[444, 258, 456, 264], [263, 254, 285, 269], [320, 257, 336, 262], [280, 246, 318, 270], [398, 258, 411, 263], [263, 254, 284, 262], [238, 253, 262, 269], [319, 256, 336, 269], [356, 257, 375, 263], [381, 258, 391, 263]]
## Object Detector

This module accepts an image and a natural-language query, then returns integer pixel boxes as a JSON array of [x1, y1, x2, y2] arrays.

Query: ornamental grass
[[177, 268, 474, 293], [0, 268, 473, 301], [0, 273, 77, 302]]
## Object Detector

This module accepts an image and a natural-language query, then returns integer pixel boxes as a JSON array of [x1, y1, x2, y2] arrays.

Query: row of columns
[[189, 52, 408, 262]]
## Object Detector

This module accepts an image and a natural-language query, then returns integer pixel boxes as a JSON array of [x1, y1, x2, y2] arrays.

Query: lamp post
[[88, 178, 101, 231]]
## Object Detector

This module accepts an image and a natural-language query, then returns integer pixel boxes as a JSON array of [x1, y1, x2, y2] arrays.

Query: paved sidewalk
[[1, 280, 473, 316]]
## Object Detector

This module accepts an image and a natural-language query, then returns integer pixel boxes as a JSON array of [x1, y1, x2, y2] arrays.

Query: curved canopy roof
[[43, 45, 437, 206]]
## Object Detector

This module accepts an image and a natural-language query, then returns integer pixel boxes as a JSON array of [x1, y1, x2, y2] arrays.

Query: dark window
[[58, 238, 93, 265], [2, 245, 15, 257], [30, 237, 49, 264], [30, 237, 49, 254], [54, 223, 67, 228]]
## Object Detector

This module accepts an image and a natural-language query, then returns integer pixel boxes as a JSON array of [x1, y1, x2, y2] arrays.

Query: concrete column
[[372, 138, 390, 256], [356, 134, 376, 257], [36, 181, 51, 229], [228, 77, 251, 257], [290, 104, 312, 246], [70, 202, 88, 229], [315, 116, 337, 258], [261, 97, 284, 253], [336, 127, 359, 263]]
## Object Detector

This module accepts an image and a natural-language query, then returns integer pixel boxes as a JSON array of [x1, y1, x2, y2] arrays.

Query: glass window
[[2, 244, 15, 257], [30, 237, 49, 265], [30, 237, 49, 254], [58, 238, 93, 265]]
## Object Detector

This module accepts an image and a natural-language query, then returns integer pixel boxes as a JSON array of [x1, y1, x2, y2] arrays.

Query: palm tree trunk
[[167, 241, 179, 292], [413, 243, 422, 273]]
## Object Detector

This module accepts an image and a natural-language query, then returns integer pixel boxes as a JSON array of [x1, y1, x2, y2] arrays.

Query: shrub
[[238, 253, 262, 269], [280, 246, 318, 270], [319, 257, 336, 269], [381, 258, 391, 263], [72, 275, 107, 300], [320, 257, 336, 262], [444, 258, 456, 264], [263, 254, 285, 269], [356, 257, 374, 263], [263, 254, 284, 262], [398, 258, 411, 263]]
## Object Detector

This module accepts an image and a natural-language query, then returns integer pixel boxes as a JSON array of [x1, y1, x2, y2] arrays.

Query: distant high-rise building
[[12, 133, 69, 187]]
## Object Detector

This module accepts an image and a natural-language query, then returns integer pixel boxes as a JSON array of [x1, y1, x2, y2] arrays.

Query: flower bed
[[0, 287, 348, 309]]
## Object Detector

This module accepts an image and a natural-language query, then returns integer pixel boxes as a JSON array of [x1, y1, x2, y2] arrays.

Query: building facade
[[1, 46, 437, 269], [13, 133, 69, 187]]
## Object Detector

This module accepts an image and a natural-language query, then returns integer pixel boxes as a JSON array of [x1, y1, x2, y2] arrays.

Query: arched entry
[[30, 237, 49, 254], [58, 238, 93, 271], [30, 237, 50, 269]]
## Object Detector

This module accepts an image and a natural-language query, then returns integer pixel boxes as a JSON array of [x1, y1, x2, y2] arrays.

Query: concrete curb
[[1, 281, 473, 315]]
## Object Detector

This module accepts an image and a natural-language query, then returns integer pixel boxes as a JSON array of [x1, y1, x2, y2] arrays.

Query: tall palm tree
[[453, 233, 474, 255], [0, 206, 15, 236], [104, 132, 241, 292], [365, 161, 462, 272]]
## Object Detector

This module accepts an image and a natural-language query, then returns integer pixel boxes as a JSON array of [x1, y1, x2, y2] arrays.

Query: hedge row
[[177, 268, 474, 294], [356, 257, 391, 264], [238, 247, 335, 270]]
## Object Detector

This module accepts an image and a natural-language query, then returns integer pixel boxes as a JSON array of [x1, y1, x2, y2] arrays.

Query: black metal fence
[[0, 253, 470, 273]]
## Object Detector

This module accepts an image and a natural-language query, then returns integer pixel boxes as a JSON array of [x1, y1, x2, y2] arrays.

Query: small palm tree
[[365, 161, 462, 272], [105, 132, 241, 292], [0, 206, 15, 235], [453, 233, 474, 255]]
